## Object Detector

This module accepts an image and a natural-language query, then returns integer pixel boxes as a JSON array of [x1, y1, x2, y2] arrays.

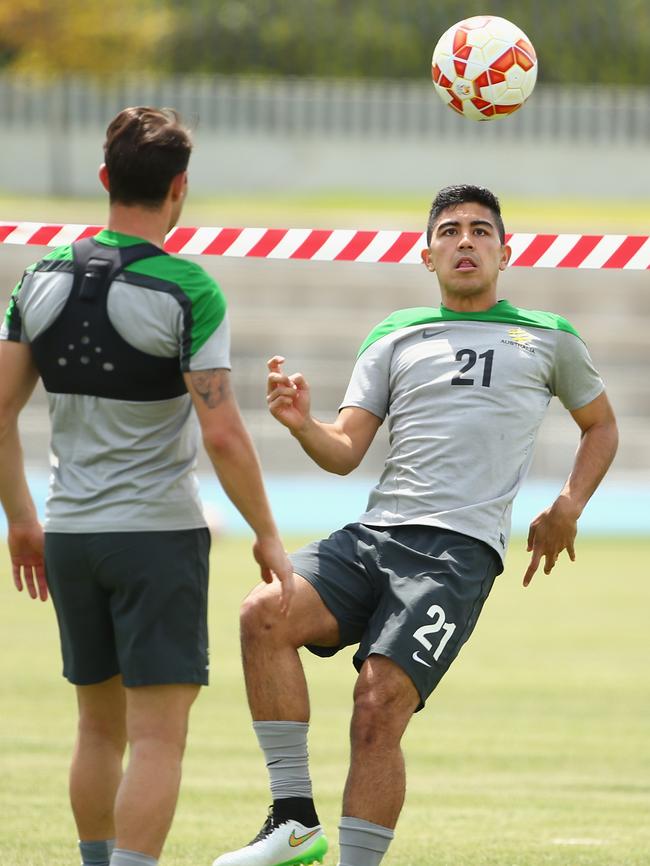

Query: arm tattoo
[[190, 369, 230, 409]]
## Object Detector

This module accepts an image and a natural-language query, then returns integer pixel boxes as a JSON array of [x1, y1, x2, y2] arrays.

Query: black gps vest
[[30, 238, 188, 402]]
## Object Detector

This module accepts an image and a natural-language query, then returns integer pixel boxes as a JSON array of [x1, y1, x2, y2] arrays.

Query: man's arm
[[524, 390, 618, 586], [0, 340, 47, 601], [184, 367, 294, 611], [267, 355, 382, 475]]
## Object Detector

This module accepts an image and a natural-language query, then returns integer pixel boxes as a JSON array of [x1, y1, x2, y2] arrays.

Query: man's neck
[[440, 289, 498, 313], [106, 203, 171, 249]]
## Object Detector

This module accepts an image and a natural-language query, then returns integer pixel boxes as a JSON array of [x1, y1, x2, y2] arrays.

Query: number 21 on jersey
[[411, 604, 457, 668], [451, 348, 494, 387]]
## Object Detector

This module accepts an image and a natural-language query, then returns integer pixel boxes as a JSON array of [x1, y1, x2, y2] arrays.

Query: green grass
[[1, 535, 649, 865], [1, 193, 649, 233]]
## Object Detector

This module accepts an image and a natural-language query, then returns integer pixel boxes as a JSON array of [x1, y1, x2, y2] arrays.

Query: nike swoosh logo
[[412, 650, 431, 668], [289, 828, 320, 848], [422, 327, 449, 339]]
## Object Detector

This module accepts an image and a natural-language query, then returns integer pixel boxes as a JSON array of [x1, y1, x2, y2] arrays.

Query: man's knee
[[351, 660, 419, 748], [240, 583, 289, 645], [126, 684, 199, 748], [76, 678, 127, 748], [77, 711, 127, 752], [241, 577, 340, 651]]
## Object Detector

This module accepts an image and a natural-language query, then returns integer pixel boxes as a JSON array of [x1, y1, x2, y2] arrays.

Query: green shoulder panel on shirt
[[125, 254, 226, 355], [3, 286, 19, 329], [10, 231, 226, 356], [41, 244, 74, 262], [357, 299, 581, 357], [93, 230, 227, 354], [3, 243, 73, 328]]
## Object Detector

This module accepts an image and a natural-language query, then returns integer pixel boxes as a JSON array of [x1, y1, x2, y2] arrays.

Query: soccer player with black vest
[[212, 185, 618, 866], [0, 106, 293, 866]]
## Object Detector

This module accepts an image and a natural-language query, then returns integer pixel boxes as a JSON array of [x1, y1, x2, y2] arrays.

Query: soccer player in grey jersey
[[0, 107, 293, 866], [212, 185, 618, 866]]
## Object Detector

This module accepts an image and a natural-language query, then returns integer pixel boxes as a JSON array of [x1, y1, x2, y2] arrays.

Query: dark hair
[[426, 184, 505, 245], [103, 106, 192, 207]]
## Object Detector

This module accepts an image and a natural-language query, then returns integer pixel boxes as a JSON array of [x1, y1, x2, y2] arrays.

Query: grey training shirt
[[1, 230, 230, 532], [341, 300, 604, 561]]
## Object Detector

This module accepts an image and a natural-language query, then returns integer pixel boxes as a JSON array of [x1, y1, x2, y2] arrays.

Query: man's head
[[426, 184, 505, 246], [422, 184, 510, 308], [102, 106, 192, 209]]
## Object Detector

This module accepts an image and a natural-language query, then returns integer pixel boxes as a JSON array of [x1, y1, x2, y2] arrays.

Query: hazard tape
[[1, 222, 649, 269]]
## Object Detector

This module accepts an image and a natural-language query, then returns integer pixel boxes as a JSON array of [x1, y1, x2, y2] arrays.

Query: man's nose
[[458, 231, 474, 247]]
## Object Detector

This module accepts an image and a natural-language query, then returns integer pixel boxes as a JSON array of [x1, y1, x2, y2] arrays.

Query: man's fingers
[[523, 550, 541, 587], [36, 564, 48, 602], [543, 553, 558, 575], [267, 374, 293, 397], [267, 384, 297, 403], [567, 540, 576, 561], [267, 355, 285, 372], [12, 561, 23, 592], [288, 372, 307, 390], [526, 524, 535, 552], [23, 567, 38, 599], [279, 571, 296, 615]]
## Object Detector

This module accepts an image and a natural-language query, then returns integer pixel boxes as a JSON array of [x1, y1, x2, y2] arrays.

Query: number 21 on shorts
[[411, 604, 456, 668]]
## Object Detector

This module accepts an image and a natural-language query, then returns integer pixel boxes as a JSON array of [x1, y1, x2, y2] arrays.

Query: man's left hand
[[523, 496, 579, 587]]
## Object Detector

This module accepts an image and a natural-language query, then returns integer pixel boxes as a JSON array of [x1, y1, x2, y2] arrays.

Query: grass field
[[1, 534, 649, 866], [2, 193, 650, 234]]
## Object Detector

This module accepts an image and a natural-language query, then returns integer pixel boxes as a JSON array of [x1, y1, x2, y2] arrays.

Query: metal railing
[[1, 75, 648, 143]]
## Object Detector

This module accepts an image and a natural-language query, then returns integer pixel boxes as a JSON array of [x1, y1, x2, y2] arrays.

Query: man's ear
[[421, 247, 435, 272], [170, 171, 188, 202], [98, 164, 110, 193], [499, 244, 512, 271]]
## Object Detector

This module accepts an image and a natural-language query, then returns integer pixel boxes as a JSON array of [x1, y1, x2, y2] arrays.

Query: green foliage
[[0, 0, 171, 76], [159, 0, 650, 84], [0, 0, 646, 83]]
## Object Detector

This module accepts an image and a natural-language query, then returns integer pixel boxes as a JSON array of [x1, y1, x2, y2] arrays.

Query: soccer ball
[[431, 15, 537, 121]]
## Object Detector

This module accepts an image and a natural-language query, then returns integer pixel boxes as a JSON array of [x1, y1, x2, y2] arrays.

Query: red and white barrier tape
[[1, 222, 649, 269]]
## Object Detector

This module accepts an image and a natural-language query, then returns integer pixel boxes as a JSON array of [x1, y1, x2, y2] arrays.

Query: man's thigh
[[354, 526, 502, 710], [290, 524, 384, 657], [244, 571, 341, 648], [45, 529, 211, 687]]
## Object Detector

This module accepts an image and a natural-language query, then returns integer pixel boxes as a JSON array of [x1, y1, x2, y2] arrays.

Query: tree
[[0, 0, 172, 76]]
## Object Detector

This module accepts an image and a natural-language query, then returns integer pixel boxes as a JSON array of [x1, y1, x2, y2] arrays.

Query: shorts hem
[[352, 648, 429, 713], [295, 570, 360, 654], [121, 676, 209, 688]]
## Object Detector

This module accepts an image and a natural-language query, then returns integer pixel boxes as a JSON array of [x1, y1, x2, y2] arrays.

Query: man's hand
[[8, 520, 47, 601], [267, 356, 311, 434], [252, 535, 295, 614], [523, 495, 579, 587]]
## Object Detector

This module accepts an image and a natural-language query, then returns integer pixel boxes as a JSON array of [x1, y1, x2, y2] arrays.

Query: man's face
[[421, 202, 511, 300]]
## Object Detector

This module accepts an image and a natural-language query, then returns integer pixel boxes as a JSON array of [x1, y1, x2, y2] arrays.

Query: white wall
[[2, 126, 649, 199]]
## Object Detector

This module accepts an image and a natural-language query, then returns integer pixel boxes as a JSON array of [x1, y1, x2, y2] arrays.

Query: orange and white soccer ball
[[431, 15, 537, 120]]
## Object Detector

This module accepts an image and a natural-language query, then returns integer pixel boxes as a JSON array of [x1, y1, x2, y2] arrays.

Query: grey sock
[[79, 839, 115, 866], [253, 720, 313, 800], [337, 817, 394, 866], [109, 850, 157, 866]]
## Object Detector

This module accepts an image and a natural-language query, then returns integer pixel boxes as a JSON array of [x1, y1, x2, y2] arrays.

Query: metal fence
[[1, 75, 649, 144]]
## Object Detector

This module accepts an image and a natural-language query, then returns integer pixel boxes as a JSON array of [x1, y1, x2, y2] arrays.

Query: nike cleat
[[212, 807, 328, 866]]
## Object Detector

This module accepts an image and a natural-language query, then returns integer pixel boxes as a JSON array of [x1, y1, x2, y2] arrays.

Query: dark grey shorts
[[290, 523, 502, 709], [45, 529, 211, 687]]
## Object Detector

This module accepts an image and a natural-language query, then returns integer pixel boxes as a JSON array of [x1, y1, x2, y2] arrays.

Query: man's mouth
[[455, 257, 477, 270]]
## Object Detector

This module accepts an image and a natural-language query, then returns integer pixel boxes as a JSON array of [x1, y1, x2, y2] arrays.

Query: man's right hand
[[8, 519, 47, 602], [252, 535, 295, 614], [266, 356, 311, 435]]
